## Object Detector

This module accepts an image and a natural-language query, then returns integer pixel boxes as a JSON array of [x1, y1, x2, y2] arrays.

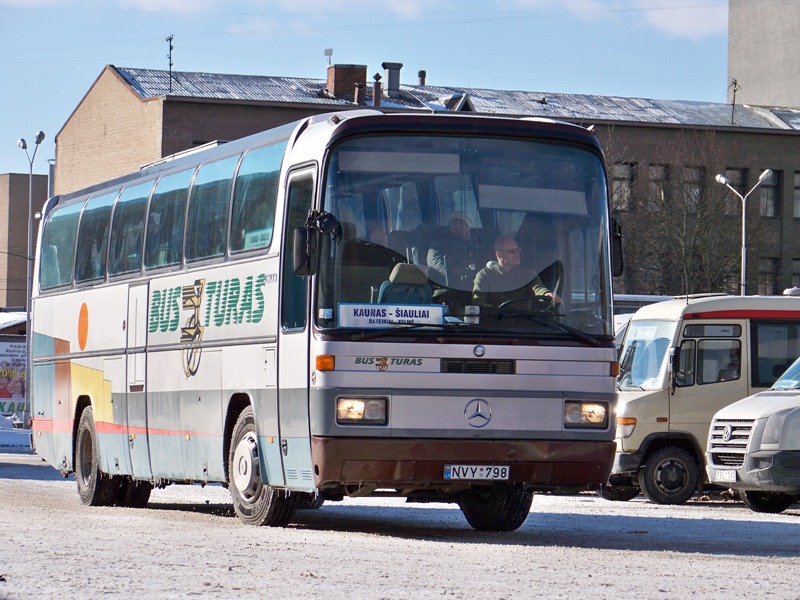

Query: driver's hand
[[545, 291, 561, 304]]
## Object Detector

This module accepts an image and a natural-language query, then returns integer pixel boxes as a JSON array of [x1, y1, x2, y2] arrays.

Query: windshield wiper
[[483, 311, 600, 346]]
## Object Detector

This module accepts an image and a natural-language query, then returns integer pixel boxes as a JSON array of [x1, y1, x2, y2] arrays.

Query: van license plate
[[715, 469, 736, 483], [444, 465, 509, 480]]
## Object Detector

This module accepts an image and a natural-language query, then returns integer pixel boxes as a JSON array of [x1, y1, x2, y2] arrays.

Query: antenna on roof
[[324, 48, 333, 66], [729, 78, 739, 125], [166, 34, 174, 93]]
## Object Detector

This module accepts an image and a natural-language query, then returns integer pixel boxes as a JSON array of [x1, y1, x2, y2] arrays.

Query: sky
[[0, 0, 730, 176]]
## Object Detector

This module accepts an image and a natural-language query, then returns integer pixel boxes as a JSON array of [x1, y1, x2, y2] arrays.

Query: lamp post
[[714, 168, 773, 296], [17, 130, 45, 427]]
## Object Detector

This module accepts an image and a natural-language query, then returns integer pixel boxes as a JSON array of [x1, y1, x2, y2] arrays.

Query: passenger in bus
[[427, 212, 478, 287], [472, 236, 560, 307], [719, 347, 741, 381]]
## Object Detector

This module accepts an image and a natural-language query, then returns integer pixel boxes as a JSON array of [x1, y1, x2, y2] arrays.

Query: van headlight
[[337, 397, 387, 425], [762, 408, 800, 446], [564, 401, 608, 429]]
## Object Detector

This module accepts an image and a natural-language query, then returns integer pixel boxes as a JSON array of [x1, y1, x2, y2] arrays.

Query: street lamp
[[714, 168, 773, 296], [17, 130, 45, 427]]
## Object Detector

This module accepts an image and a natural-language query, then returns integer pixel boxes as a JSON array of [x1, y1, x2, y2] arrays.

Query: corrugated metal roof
[[114, 66, 800, 131]]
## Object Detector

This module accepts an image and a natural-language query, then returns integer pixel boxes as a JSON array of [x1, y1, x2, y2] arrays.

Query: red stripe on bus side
[[682, 309, 800, 320], [34, 417, 218, 439]]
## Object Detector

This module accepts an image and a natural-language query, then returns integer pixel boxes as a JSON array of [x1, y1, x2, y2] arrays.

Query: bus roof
[[629, 294, 800, 322]]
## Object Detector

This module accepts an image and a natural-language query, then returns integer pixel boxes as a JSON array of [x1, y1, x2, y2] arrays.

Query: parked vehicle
[[602, 292, 800, 504], [706, 354, 800, 513]]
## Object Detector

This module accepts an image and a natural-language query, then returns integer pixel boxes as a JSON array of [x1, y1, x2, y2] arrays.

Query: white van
[[706, 355, 800, 513], [604, 292, 800, 504]]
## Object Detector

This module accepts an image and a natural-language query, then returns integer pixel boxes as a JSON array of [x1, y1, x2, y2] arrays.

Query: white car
[[706, 356, 800, 513]]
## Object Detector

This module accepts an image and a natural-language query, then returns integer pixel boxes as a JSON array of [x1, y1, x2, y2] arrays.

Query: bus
[[30, 110, 620, 532]]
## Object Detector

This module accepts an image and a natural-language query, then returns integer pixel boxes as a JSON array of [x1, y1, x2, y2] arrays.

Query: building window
[[723, 168, 746, 216], [648, 164, 668, 205], [794, 172, 800, 219], [682, 166, 704, 213], [757, 258, 780, 295], [611, 163, 635, 212], [759, 170, 780, 218]]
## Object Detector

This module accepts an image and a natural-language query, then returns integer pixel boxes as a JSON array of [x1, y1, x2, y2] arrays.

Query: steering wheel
[[497, 295, 555, 313]]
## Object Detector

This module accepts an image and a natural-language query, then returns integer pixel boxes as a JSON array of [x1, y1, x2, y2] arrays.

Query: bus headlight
[[336, 397, 388, 425], [564, 401, 608, 429]]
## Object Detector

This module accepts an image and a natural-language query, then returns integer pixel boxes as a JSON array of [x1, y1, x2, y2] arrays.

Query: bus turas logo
[[181, 279, 206, 377], [375, 357, 389, 371], [149, 273, 272, 335]]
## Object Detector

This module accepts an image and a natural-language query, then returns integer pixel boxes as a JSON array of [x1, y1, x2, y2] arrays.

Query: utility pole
[[166, 34, 174, 93]]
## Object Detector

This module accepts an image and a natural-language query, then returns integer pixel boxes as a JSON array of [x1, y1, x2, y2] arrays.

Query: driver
[[472, 236, 560, 307]]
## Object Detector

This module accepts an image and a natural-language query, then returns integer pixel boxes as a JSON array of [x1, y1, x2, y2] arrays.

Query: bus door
[[126, 282, 152, 479], [276, 169, 315, 492]]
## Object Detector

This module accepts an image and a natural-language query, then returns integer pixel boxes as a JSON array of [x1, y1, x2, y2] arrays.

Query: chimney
[[372, 73, 382, 107], [382, 61, 403, 98], [327, 64, 367, 98], [354, 82, 366, 105], [418, 70, 427, 86]]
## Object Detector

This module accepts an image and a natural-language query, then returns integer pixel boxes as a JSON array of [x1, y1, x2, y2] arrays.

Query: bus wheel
[[639, 447, 699, 505], [739, 490, 796, 514], [597, 484, 639, 502], [228, 406, 298, 526], [75, 407, 117, 506], [458, 485, 533, 532], [296, 493, 325, 510]]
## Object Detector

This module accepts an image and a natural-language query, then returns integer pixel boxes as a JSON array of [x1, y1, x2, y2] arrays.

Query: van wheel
[[75, 407, 117, 506], [597, 484, 639, 502], [639, 447, 699, 505], [739, 490, 796, 514], [458, 485, 533, 531], [228, 406, 299, 526]]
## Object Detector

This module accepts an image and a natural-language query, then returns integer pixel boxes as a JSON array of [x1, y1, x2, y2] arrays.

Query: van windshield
[[618, 320, 676, 391], [772, 358, 800, 390]]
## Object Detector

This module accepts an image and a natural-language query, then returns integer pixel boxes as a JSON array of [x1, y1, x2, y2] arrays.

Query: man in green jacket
[[472, 236, 560, 307]]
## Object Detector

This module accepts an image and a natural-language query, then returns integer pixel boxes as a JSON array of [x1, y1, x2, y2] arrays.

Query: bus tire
[[458, 485, 533, 532], [75, 407, 117, 507], [296, 493, 325, 510], [597, 484, 639, 502], [739, 490, 796, 514], [639, 446, 699, 505], [228, 406, 298, 526]]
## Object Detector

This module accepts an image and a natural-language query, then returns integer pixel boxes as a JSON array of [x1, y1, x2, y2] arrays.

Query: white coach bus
[[30, 111, 620, 531]]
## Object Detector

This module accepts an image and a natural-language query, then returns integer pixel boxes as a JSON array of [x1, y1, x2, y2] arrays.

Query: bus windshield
[[618, 320, 677, 390], [315, 133, 612, 339]]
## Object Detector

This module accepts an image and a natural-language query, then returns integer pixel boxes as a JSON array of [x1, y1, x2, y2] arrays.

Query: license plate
[[714, 469, 737, 483], [444, 465, 510, 480]]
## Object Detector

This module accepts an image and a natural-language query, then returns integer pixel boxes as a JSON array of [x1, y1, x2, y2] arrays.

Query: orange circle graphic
[[78, 303, 89, 351]]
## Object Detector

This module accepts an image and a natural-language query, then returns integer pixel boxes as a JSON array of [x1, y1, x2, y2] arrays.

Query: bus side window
[[230, 142, 287, 253], [75, 191, 116, 283], [675, 340, 696, 387], [281, 175, 313, 330], [109, 181, 152, 276], [39, 201, 83, 290], [186, 155, 238, 261], [145, 168, 194, 269]]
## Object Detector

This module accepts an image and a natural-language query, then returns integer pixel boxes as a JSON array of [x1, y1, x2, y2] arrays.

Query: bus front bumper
[[310, 437, 615, 492]]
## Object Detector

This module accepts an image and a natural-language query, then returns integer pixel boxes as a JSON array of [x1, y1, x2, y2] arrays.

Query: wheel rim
[[653, 458, 687, 494], [232, 431, 262, 503]]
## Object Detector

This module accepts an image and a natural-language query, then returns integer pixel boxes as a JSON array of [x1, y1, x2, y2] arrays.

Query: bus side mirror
[[669, 347, 678, 393], [611, 218, 624, 278], [292, 227, 317, 276]]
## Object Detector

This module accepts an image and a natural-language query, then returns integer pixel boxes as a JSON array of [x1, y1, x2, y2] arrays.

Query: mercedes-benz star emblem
[[474, 345, 486, 357], [465, 398, 492, 428]]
